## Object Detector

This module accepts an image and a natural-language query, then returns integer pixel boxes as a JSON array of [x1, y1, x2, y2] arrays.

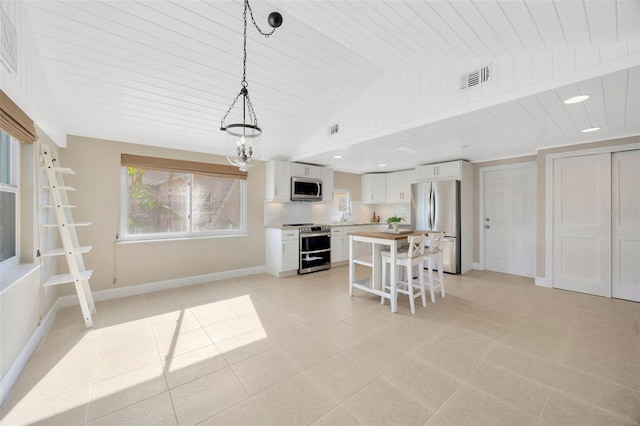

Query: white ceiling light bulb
[[564, 95, 590, 104], [581, 127, 601, 133], [333, 155, 342, 159], [378, 163, 387, 167]]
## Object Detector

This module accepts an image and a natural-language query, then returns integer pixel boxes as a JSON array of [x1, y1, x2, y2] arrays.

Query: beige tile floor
[[1, 267, 639, 425]]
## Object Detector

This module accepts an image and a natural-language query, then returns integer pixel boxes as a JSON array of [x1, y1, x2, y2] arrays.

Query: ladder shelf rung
[[42, 186, 76, 191], [44, 270, 93, 287], [42, 166, 75, 174], [41, 222, 91, 228], [41, 246, 92, 257]]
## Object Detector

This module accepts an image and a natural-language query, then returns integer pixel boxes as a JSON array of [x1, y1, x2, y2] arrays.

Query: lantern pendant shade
[[224, 124, 261, 172]]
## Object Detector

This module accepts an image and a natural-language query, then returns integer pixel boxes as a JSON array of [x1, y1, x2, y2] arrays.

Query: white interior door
[[553, 154, 611, 297], [611, 150, 640, 302], [484, 165, 536, 277]]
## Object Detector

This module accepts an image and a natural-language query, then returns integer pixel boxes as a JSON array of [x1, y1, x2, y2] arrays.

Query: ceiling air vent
[[328, 123, 339, 136], [460, 65, 490, 90]]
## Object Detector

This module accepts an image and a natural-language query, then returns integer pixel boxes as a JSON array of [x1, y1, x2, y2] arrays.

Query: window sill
[[116, 233, 251, 245], [0, 262, 41, 293]]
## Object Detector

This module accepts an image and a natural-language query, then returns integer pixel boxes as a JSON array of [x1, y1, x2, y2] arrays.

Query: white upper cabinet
[[386, 169, 415, 204], [291, 163, 322, 179], [415, 161, 462, 181], [265, 160, 291, 202], [321, 167, 334, 202], [361, 174, 387, 204]]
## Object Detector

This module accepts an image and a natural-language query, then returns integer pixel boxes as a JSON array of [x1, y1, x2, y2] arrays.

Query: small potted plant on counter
[[386, 214, 405, 232]]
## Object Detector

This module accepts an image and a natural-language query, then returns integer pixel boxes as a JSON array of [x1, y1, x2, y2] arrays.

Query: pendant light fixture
[[220, 0, 282, 171]]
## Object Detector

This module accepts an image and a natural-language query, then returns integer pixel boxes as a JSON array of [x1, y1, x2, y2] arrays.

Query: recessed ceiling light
[[461, 145, 471, 150], [581, 127, 601, 133], [564, 95, 590, 104], [333, 155, 342, 159], [378, 163, 387, 167], [396, 147, 417, 154]]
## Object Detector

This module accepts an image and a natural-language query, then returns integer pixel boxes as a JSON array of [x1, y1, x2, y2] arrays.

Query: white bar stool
[[380, 235, 427, 314], [425, 232, 445, 303]]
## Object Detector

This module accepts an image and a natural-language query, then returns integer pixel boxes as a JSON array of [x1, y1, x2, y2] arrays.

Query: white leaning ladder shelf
[[40, 144, 96, 328]]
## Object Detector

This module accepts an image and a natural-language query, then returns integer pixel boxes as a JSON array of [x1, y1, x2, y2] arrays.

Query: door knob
[[485, 225, 490, 229]]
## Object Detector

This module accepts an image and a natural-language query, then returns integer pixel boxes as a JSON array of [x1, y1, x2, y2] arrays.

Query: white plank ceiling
[[22, 0, 640, 173]]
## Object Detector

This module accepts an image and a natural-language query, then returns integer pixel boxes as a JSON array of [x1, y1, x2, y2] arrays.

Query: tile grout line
[[84, 322, 105, 426], [150, 308, 181, 426], [541, 304, 638, 424]]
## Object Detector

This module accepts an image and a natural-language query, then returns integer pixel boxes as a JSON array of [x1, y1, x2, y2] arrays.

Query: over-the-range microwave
[[291, 177, 323, 201]]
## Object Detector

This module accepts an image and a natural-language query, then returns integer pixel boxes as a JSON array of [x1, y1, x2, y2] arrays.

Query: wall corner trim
[[0, 298, 60, 406], [535, 276, 552, 288]]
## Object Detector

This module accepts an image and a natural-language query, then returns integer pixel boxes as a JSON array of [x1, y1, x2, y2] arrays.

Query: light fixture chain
[[245, 0, 276, 38], [245, 93, 258, 127], [220, 90, 243, 129], [242, 0, 248, 85]]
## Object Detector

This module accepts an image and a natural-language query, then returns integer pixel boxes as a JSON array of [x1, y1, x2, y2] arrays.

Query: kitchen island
[[348, 230, 434, 313]]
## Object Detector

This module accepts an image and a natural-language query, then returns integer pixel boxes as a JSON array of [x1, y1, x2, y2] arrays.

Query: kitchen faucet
[[342, 206, 351, 222]]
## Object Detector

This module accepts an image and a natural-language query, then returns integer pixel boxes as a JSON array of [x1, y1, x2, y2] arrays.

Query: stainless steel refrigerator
[[411, 180, 461, 274]]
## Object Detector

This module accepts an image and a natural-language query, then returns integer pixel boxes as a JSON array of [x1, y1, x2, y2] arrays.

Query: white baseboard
[[58, 265, 267, 306], [472, 263, 484, 270], [0, 298, 61, 406], [535, 276, 552, 288]]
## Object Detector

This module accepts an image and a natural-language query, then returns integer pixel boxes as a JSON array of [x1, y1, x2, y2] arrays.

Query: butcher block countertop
[[347, 230, 440, 240]]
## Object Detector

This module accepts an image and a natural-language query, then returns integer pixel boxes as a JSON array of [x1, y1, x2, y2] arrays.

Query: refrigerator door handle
[[432, 187, 436, 229], [429, 186, 435, 229], [427, 186, 432, 229]]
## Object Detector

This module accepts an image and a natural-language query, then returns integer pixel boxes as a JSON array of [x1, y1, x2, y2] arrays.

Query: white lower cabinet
[[265, 228, 299, 276], [331, 226, 346, 263]]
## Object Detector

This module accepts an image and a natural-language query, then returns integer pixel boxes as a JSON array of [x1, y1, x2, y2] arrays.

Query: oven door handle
[[300, 232, 331, 238], [300, 248, 331, 255]]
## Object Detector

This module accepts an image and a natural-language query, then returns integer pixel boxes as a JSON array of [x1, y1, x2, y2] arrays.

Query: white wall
[[58, 135, 267, 294], [0, 0, 64, 146], [0, 0, 64, 399], [0, 136, 61, 402]]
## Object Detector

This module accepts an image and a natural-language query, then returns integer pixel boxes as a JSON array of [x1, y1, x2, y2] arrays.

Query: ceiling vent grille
[[460, 65, 490, 90]]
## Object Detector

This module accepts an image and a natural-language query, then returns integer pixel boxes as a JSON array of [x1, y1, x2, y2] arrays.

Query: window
[[0, 130, 18, 263], [121, 156, 247, 240], [333, 189, 351, 221]]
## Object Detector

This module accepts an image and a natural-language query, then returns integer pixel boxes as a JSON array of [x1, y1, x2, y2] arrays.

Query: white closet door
[[553, 154, 611, 297], [612, 150, 640, 302], [484, 165, 536, 277]]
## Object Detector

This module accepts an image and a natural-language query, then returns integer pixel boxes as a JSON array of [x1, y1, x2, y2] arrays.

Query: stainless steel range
[[298, 225, 331, 274]]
